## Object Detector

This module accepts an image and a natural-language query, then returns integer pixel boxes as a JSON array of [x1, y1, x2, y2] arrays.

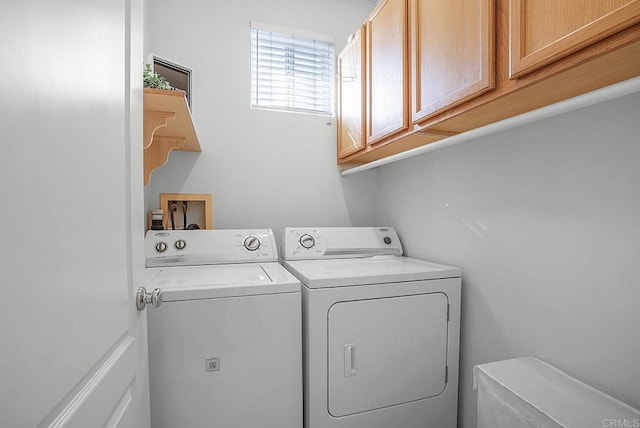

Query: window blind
[[251, 22, 335, 116]]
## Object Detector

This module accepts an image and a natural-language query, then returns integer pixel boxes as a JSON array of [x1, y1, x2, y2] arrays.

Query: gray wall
[[375, 92, 640, 427], [144, 0, 377, 240]]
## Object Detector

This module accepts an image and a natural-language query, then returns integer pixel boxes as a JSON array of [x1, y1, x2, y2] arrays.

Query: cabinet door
[[411, 0, 494, 123], [367, 0, 409, 145], [337, 26, 366, 159], [509, 0, 640, 78]]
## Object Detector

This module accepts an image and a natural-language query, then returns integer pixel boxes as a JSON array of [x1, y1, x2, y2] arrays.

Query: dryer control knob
[[175, 239, 186, 250], [243, 235, 261, 251], [299, 234, 316, 249], [155, 241, 168, 253]]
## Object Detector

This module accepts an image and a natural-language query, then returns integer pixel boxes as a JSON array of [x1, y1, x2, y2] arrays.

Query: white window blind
[[251, 21, 335, 116]]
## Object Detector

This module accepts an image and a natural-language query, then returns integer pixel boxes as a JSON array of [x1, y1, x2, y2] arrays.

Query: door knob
[[136, 287, 163, 311]]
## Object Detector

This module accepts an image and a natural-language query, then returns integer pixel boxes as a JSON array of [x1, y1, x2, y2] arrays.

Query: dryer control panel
[[282, 227, 403, 260]]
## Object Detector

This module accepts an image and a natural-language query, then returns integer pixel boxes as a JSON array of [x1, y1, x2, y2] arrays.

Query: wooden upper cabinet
[[337, 26, 366, 160], [509, 0, 640, 78], [367, 0, 410, 145], [411, 0, 495, 124]]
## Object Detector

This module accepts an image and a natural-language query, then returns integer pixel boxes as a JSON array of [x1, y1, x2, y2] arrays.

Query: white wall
[[374, 92, 640, 427], [144, 0, 377, 240]]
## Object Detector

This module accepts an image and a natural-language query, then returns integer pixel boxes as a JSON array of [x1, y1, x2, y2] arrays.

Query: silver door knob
[[136, 287, 163, 311]]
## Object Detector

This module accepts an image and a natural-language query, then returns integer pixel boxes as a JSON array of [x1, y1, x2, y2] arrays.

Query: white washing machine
[[144, 229, 302, 428], [281, 227, 461, 428]]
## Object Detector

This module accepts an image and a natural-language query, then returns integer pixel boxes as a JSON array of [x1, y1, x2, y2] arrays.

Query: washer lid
[[145, 262, 300, 301], [282, 255, 460, 288]]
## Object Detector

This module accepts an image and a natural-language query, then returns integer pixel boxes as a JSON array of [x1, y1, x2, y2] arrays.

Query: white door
[[0, 1, 150, 427]]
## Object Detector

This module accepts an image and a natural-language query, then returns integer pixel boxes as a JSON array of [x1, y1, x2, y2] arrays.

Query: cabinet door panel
[[338, 26, 366, 159], [412, 0, 494, 123], [367, 0, 409, 145], [510, 0, 640, 78]]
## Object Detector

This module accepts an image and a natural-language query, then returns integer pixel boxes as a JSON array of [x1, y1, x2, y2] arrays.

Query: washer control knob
[[243, 235, 261, 251], [155, 241, 168, 253], [175, 239, 186, 250], [383, 236, 392, 245], [299, 234, 316, 249]]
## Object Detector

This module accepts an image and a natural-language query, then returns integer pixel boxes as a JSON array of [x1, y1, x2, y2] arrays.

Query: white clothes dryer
[[281, 227, 461, 428], [144, 229, 302, 428]]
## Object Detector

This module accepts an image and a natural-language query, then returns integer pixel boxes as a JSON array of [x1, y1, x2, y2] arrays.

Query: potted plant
[[143, 64, 172, 90]]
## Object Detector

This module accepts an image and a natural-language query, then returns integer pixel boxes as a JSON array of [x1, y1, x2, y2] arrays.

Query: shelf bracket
[[143, 110, 176, 150], [143, 136, 186, 184]]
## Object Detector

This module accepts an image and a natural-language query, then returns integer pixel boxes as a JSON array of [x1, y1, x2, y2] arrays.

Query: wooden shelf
[[143, 88, 200, 184]]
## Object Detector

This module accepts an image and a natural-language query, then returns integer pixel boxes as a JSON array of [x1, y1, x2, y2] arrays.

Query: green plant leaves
[[143, 64, 172, 90]]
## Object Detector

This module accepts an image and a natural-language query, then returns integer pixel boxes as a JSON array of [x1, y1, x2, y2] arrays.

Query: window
[[251, 21, 335, 116]]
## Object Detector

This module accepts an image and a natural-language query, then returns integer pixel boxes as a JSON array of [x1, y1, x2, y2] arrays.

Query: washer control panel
[[281, 227, 402, 260], [145, 229, 277, 267]]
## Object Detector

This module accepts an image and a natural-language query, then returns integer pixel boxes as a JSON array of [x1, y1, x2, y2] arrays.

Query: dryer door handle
[[344, 343, 358, 377]]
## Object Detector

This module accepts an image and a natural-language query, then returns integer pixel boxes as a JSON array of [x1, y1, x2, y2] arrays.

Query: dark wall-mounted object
[[152, 56, 192, 109]]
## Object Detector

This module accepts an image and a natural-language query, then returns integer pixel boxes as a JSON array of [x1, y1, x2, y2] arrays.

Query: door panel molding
[[42, 336, 136, 428]]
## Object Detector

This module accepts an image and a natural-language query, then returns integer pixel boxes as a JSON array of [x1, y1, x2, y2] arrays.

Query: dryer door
[[327, 292, 449, 417]]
